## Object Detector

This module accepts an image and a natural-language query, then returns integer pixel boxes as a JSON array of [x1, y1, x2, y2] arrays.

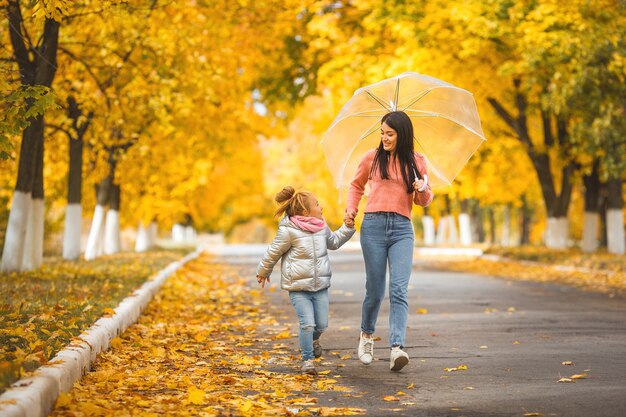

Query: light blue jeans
[[360, 212, 414, 348], [289, 289, 329, 361]]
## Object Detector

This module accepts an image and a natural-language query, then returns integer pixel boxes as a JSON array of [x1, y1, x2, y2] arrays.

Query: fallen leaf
[[524, 413, 544, 416], [187, 385, 205, 405], [383, 395, 400, 401], [558, 377, 574, 383], [570, 373, 587, 379], [561, 361, 574, 366], [109, 337, 123, 350], [416, 308, 428, 314]]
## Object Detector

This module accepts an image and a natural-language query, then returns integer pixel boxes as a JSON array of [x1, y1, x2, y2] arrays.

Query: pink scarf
[[290, 215, 327, 233]]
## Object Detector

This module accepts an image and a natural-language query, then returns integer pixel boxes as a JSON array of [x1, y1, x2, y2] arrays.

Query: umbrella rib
[[400, 85, 468, 112], [404, 109, 485, 139], [366, 90, 392, 112], [393, 78, 400, 111]]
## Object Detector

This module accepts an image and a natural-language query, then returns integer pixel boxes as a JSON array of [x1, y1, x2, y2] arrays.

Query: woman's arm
[[413, 154, 434, 207], [346, 151, 374, 215], [256, 225, 292, 278]]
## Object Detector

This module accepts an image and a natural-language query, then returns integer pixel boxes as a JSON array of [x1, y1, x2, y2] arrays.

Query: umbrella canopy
[[321, 72, 486, 197]]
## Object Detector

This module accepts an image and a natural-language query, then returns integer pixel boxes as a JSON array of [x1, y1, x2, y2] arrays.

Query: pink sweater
[[347, 149, 434, 218]]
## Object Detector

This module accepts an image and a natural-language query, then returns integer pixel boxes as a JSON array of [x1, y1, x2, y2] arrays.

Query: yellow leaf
[[55, 392, 71, 407], [416, 308, 428, 314], [407, 383, 414, 389], [561, 361, 574, 365], [187, 385, 205, 405], [110, 337, 123, 350], [274, 331, 292, 339], [524, 413, 544, 416], [102, 308, 115, 317], [558, 377, 574, 383], [570, 373, 587, 379], [340, 354, 351, 360], [240, 400, 254, 413], [318, 370, 331, 375], [383, 395, 400, 401]]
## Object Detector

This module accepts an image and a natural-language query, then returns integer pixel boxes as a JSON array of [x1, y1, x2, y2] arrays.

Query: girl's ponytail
[[274, 186, 312, 217]]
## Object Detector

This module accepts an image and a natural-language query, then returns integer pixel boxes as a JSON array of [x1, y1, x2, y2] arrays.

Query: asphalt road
[[209, 244, 626, 417]]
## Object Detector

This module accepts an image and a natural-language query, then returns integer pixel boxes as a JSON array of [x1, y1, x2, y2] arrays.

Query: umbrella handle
[[413, 169, 428, 192], [418, 174, 428, 192]]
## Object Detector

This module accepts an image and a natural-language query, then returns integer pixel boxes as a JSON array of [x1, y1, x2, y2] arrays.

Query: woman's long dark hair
[[370, 111, 421, 193]]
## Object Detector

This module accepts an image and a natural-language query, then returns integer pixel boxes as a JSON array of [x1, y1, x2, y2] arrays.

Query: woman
[[344, 110, 433, 371]]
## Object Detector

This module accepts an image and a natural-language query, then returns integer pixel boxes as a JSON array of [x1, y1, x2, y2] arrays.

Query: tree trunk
[[85, 178, 111, 260], [520, 195, 532, 245], [135, 222, 149, 252], [22, 136, 44, 269], [63, 96, 90, 260], [148, 220, 158, 248], [581, 162, 601, 252], [606, 178, 624, 254], [459, 199, 472, 246], [104, 184, 121, 254], [501, 204, 511, 247], [488, 206, 496, 245], [421, 206, 435, 246], [1, 6, 60, 272], [471, 199, 485, 243], [488, 87, 575, 249]]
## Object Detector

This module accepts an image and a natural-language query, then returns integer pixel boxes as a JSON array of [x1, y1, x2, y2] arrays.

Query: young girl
[[256, 186, 355, 375]]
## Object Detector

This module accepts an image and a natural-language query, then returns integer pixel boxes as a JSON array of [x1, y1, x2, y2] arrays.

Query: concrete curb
[[0, 247, 205, 417]]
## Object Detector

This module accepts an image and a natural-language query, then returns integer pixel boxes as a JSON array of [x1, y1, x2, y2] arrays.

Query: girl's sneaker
[[302, 359, 317, 375], [313, 340, 322, 358]]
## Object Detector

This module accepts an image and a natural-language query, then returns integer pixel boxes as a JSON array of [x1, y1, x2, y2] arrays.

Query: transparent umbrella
[[321, 72, 486, 198]]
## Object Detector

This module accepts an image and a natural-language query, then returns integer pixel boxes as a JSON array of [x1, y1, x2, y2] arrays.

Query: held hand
[[256, 274, 270, 288], [413, 180, 424, 192], [345, 217, 355, 228]]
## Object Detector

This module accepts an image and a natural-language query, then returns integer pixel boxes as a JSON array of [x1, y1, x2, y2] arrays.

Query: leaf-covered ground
[[51, 254, 365, 417], [423, 247, 626, 297], [0, 250, 188, 394]]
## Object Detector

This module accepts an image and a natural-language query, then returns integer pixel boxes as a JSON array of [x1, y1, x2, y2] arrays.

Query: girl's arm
[[256, 225, 292, 279], [326, 224, 356, 250]]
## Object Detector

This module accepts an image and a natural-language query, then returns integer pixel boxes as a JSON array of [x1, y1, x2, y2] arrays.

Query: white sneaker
[[358, 333, 374, 364], [390, 346, 409, 371], [301, 359, 317, 375]]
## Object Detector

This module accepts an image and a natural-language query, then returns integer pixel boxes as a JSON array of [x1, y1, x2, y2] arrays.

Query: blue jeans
[[289, 289, 329, 361], [360, 212, 414, 348]]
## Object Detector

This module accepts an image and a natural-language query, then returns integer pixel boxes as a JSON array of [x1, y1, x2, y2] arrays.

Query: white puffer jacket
[[257, 216, 355, 292]]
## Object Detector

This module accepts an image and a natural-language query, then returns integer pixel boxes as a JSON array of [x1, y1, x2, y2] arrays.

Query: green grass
[[0, 249, 190, 394]]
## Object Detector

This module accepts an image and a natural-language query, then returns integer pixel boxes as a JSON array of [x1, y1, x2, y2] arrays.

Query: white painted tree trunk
[[172, 224, 185, 242], [104, 209, 121, 255], [96, 221, 106, 257], [435, 217, 447, 244], [184, 226, 196, 242], [148, 221, 158, 248], [581, 212, 599, 253], [22, 198, 44, 270], [0, 191, 31, 272], [135, 222, 149, 252], [421, 216, 435, 246], [458, 213, 472, 246], [85, 205, 106, 260], [63, 203, 82, 260], [607, 209, 625, 254], [545, 217, 568, 248], [501, 206, 511, 247], [447, 215, 458, 244]]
